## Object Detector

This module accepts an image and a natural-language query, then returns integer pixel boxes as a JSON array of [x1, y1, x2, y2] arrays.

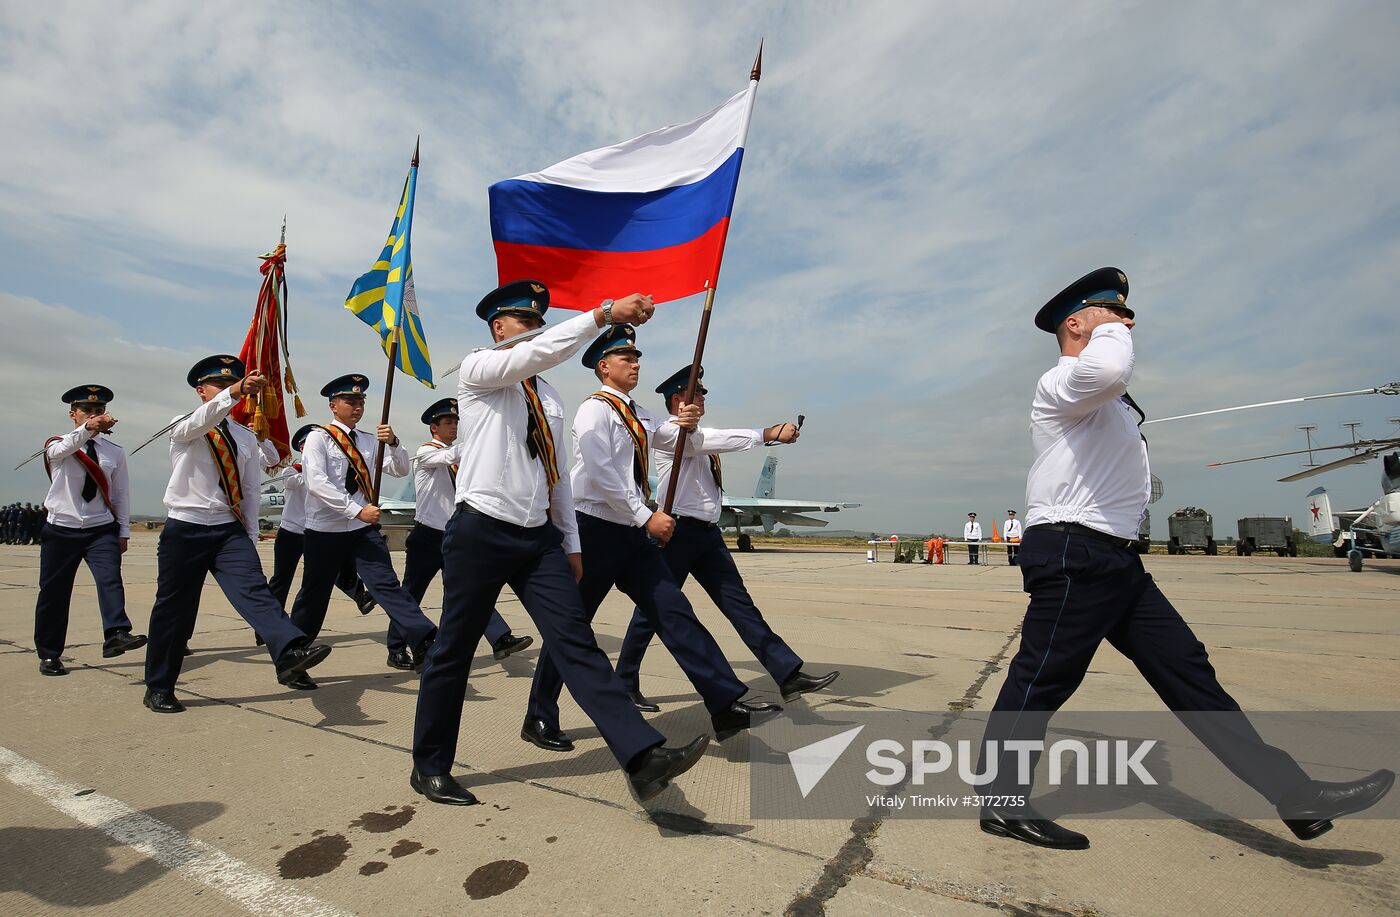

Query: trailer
[[1168, 507, 1216, 555], [1236, 516, 1298, 557]]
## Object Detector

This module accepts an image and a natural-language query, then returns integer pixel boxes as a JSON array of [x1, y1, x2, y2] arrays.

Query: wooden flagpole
[[370, 138, 419, 504], [661, 42, 761, 516]]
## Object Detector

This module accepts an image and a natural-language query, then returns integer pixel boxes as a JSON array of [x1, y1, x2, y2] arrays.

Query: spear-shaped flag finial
[[751, 39, 763, 82], [412, 135, 420, 168], [280, 213, 287, 246]]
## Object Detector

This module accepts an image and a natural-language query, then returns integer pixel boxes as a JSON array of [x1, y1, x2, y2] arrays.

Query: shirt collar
[[1057, 355, 1077, 367], [598, 383, 631, 400], [331, 419, 355, 433]]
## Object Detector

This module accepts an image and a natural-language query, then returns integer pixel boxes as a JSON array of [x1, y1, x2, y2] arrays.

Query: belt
[[457, 502, 484, 516], [1028, 522, 1137, 550], [675, 515, 718, 529]]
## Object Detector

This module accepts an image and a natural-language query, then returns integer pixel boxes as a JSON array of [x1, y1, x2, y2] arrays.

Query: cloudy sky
[[3, 1, 1398, 535]]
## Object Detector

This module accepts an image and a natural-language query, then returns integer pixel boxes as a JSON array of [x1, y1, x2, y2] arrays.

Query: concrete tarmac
[[1, 532, 1396, 916]]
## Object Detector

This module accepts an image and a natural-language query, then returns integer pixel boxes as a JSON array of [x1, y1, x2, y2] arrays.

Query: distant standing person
[[1003, 509, 1022, 565], [964, 512, 982, 564], [34, 385, 146, 675]]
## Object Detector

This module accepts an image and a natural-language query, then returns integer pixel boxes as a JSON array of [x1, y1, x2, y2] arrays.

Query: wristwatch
[[600, 299, 615, 325]]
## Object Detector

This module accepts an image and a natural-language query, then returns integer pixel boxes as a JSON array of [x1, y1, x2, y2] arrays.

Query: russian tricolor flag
[[489, 80, 758, 312]]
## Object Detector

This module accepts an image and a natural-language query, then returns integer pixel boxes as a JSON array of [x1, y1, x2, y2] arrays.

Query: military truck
[[1237, 516, 1298, 557], [1168, 507, 1216, 555]]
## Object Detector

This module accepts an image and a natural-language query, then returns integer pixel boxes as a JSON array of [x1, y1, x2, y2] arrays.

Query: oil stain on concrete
[[277, 833, 352, 879], [463, 859, 529, 899], [351, 805, 415, 833]]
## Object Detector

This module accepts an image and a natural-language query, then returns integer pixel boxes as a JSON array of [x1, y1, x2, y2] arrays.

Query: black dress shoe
[[410, 768, 479, 805], [628, 736, 710, 801], [38, 658, 68, 677], [386, 648, 415, 671], [143, 688, 185, 714], [629, 690, 660, 713], [183, 646, 192, 656], [779, 669, 840, 700], [520, 716, 574, 752], [980, 806, 1089, 850], [1278, 769, 1396, 840], [411, 635, 436, 673], [492, 633, 534, 660], [283, 671, 318, 691], [102, 631, 148, 658], [355, 590, 377, 615], [275, 642, 332, 685], [254, 634, 266, 647], [711, 699, 783, 740]]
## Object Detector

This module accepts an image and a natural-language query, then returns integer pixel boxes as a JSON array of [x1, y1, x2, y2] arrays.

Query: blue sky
[[2, 1, 1399, 534]]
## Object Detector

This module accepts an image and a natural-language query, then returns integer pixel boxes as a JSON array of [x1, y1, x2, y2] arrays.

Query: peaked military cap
[[291, 423, 318, 453], [1034, 267, 1132, 333], [62, 384, 114, 407], [321, 374, 370, 398], [581, 324, 641, 368], [187, 354, 245, 387], [476, 279, 550, 323], [421, 397, 458, 425], [655, 364, 706, 399]]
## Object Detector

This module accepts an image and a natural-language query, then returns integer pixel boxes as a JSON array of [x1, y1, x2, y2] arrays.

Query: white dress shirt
[[964, 521, 983, 541], [259, 438, 282, 472], [301, 420, 408, 533], [413, 438, 459, 532], [455, 309, 602, 555], [653, 423, 763, 523], [163, 387, 262, 538], [1024, 323, 1151, 540], [572, 384, 709, 528], [275, 465, 307, 535], [42, 425, 131, 537], [1003, 517, 1024, 541]]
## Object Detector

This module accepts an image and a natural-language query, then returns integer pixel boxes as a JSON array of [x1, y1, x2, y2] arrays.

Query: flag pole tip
[[751, 39, 763, 81], [412, 136, 421, 167]]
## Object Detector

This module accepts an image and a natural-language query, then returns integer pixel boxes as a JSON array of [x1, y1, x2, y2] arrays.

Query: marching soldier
[[394, 398, 533, 671], [412, 281, 707, 806], [1002, 509, 1022, 565], [263, 423, 376, 635], [287, 373, 438, 687], [33, 385, 146, 675], [614, 365, 838, 710], [525, 325, 781, 751], [977, 268, 1393, 849], [964, 512, 982, 564], [143, 355, 333, 713]]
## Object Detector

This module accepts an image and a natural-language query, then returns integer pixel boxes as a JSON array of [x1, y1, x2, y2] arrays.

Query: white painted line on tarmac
[[0, 744, 350, 917]]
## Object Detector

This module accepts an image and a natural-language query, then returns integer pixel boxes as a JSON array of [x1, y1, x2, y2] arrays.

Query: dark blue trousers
[[396, 522, 511, 653], [145, 520, 307, 691], [615, 517, 802, 690], [414, 507, 663, 774], [268, 528, 366, 610], [528, 513, 747, 728], [981, 528, 1310, 803], [289, 526, 436, 648], [34, 521, 133, 660]]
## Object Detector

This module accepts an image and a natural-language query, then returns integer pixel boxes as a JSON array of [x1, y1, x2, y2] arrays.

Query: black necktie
[[218, 420, 239, 456], [345, 432, 359, 495], [1121, 391, 1146, 426], [82, 441, 99, 502]]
